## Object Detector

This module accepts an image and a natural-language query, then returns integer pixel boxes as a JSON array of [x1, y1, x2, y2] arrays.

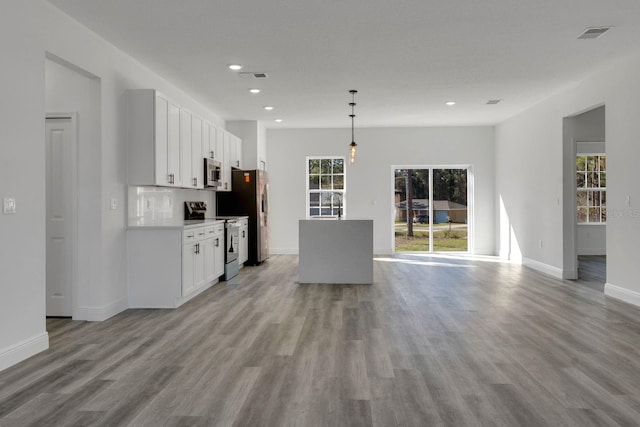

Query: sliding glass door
[[394, 167, 469, 253]]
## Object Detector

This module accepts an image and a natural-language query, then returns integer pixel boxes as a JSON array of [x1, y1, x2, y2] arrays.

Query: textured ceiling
[[48, 0, 640, 128]]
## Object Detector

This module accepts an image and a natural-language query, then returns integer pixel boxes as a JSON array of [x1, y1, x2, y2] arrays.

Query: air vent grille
[[486, 99, 501, 105], [578, 27, 612, 40], [238, 72, 268, 79]]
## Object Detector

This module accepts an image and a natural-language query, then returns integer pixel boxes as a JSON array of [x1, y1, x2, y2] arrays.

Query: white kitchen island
[[299, 219, 373, 284]]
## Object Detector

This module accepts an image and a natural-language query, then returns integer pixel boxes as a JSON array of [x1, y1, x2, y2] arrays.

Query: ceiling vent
[[486, 99, 501, 105], [238, 72, 268, 79], [577, 27, 613, 40]]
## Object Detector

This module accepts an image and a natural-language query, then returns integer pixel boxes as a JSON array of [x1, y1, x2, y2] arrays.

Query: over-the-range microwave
[[204, 157, 222, 188]]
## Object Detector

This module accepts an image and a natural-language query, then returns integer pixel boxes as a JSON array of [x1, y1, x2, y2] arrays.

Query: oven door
[[204, 158, 222, 187]]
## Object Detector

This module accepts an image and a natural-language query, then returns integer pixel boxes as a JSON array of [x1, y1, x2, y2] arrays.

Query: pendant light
[[348, 89, 358, 165]]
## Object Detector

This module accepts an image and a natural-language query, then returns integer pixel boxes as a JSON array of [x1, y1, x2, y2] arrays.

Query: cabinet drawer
[[183, 227, 206, 243], [205, 224, 224, 236]]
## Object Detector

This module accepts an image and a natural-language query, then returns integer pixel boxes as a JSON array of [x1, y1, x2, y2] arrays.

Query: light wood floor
[[1, 254, 639, 426]]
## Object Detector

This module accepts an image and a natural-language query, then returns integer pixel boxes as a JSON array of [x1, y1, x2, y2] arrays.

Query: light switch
[[3, 197, 16, 214], [110, 198, 118, 210]]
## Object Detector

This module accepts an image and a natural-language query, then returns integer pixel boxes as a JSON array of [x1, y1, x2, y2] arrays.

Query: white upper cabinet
[[127, 89, 182, 187], [180, 110, 204, 189], [127, 88, 241, 190]]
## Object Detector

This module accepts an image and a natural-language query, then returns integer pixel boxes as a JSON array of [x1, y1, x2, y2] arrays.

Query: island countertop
[[298, 219, 373, 284]]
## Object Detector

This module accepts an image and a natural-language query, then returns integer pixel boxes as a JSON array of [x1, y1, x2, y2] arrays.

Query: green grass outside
[[395, 229, 467, 252]]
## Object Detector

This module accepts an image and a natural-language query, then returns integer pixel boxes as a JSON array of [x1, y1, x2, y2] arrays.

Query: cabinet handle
[[210, 151, 214, 158], [236, 160, 240, 167], [215, 238, 219, 247], [168, 173, 174, 184], [225, 182, 228, 190], [242, 231, 245, 238]]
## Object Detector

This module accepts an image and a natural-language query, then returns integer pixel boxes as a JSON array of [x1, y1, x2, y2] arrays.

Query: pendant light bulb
[[348, 90, 358, 165], [349, 141, 357, 165]]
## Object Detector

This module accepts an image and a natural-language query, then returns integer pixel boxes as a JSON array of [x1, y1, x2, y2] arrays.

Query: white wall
[[1, 0, 229, 370], [496, 52, 640, 306], [267, 127, 495, 255]]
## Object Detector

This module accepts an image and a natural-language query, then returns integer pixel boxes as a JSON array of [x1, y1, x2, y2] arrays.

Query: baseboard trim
[[269, 248, 298, 255], [522, 257, 564, 279], [0, 332, 49, 372], [605, 282, 640, 308], [77, 297, 128, 322]]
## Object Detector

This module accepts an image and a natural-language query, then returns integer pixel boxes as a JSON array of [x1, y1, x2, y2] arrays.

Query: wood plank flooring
[[1, 254, 639, 426]]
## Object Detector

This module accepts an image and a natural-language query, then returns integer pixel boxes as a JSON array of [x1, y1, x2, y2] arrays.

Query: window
[[307, 157, 345, 218], [577, 154, 606, 223]]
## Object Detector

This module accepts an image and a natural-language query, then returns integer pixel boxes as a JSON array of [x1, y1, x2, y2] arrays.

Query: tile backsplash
[[128, 186, 216, 224]]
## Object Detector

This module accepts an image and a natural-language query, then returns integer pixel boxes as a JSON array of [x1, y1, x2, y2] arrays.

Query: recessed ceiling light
[[249, 88, 261, 94], [274, 119, 283, 123], [445, 101, 456, 106], [264, 106, 274, 111], [228, 64, 243, 71]]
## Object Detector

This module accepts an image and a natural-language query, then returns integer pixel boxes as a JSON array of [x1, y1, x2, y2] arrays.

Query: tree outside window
[[307, 157, 345, 218], [577, 154, 606, 223]]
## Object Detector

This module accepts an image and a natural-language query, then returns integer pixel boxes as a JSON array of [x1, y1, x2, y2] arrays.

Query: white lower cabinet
[[239, 218, 249, 266], [128, 221, 225, 308]]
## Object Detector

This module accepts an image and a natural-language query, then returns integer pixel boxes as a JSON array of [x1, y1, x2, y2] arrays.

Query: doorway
[[394, 167, 470, 253], [45, 115, 77, 317]]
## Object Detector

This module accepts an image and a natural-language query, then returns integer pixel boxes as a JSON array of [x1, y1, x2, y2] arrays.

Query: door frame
[[46, 113, 78, 319], [391, 164, 474, 254]]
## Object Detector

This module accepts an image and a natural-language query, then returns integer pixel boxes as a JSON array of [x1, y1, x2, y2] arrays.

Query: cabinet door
[[194, 241, 205, 288], [219, 130, 231, 191], [154, 95, 169, 185], [202, 121, 211, 159], [167, 101, 182, 186], [214, 234, 225, 278], [181, 110, 193, 188], [182, 242, 196, 296], [239, 225, 249, 265], [203, 237, 216, 282], [209, 123, 218, 160], [192, 116, 203, 189], [235, 136, 242, 169]]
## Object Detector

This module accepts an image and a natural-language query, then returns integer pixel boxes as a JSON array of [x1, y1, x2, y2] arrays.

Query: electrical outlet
[[110, 198, 117, 210], [3, 198, 16, 214]]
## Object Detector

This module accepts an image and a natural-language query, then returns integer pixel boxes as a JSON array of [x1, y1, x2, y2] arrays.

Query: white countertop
[[128, 218, 225, 230]]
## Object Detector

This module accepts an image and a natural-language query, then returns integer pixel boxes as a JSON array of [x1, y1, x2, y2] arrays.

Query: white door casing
[[45, 115, 76, 317]]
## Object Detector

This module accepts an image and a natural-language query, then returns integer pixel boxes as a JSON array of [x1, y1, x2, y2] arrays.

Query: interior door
[[45, 117, 75, 316]]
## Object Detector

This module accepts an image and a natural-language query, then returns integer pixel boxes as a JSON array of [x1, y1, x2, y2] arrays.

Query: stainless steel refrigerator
[[216, 169, 269, 265]]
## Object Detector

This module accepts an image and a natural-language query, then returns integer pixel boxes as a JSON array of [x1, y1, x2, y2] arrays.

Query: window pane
[[599, 156, 606, 172], [321, 159, 332, 174], [321, 175, 332, 189], [321, 192, 332, 207], [600, 172, 606, 188], [589, 207, 600, 222], [310, 193, 320, 207], [332, 207, 342, 217], [576, 172, 585, 188], [586, 156, 597, 171], [334, 174, 344, 190], [576, 191, 588, 206], [309, 208, 319, 217], [333, 159, 344, 174], [309, 175, 319, 189], [601, 207, 607, 222], [601, 191, 606, 206], [576, 156, 586, 171], [309, 159, 320, 174], [577, 207, 587, 223], [321, 208, 332, 216], [586, 172, 598, 188], [590, 191, 600, 207]]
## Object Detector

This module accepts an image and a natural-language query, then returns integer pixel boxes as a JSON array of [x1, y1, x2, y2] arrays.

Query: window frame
[[576, 152, 606, 225], [306, 156, 347, 219]]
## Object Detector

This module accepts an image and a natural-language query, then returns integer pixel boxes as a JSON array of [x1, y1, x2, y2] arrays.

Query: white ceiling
[[48, 0, 640, 128]]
